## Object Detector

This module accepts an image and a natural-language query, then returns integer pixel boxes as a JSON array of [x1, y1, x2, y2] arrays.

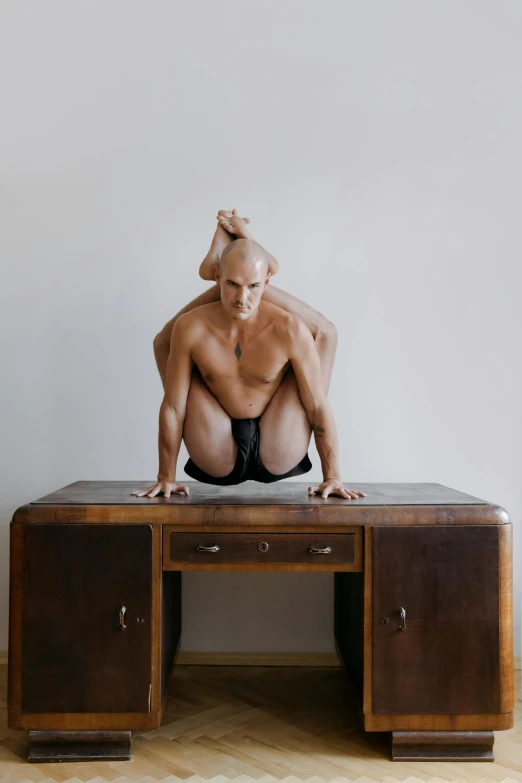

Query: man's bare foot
[[217, 208, 251, 226], [199, 220, 234, 280], [200, 209, 253, 280], [217, 209, 279, 278], [217, 208, 253, 240]]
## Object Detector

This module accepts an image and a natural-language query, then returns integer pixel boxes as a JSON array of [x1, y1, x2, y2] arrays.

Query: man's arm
[[286, 317, 366, 500], [153, 286, 222, 389], [132, 315, 195, 498]]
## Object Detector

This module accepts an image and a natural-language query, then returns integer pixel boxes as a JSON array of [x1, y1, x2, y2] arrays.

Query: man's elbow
[[153, 331, 170, 355], [306, 395, 330, 423], [316, 318, 338, 345], [160, 397, 186, 424]]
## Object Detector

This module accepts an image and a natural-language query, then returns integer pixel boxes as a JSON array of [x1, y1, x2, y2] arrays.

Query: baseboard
[[1, 650, 520, 669], [175, 651, 342, 666]]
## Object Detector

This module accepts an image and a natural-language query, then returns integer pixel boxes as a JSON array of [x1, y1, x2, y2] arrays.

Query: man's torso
[[186, 301, 295, 419]]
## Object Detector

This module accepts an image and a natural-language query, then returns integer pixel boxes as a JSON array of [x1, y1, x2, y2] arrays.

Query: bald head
[[219, 238, 269, 276], [216, 238, 271, 320]]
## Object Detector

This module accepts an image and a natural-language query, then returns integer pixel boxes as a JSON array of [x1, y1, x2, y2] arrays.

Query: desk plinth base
[[391, 731, 495, 761], [28, 730, 132, 762]]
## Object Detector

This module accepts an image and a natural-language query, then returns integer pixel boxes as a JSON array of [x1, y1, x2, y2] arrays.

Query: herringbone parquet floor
[[0, 665, 520, 783]]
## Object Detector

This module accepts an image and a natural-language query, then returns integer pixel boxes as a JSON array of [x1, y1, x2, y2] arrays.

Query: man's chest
[[191, 332, 289, 386]]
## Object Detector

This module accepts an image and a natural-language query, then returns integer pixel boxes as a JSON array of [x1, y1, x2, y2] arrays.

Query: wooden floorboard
[[0, 665, 520, 782]]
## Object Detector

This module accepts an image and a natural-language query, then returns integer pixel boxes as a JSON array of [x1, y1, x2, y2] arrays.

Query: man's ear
[[264, 272, 271, 289], [214, 265, 221, 284]]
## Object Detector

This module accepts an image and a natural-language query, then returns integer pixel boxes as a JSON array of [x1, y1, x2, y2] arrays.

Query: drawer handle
[[196, 544, 220, 552], [309, 546, 332, 554], [398, 606, 407, 632], [119, 606, 127, 631]]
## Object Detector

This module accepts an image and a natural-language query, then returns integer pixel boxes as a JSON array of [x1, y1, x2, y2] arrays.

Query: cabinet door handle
[[398, 606, 406, 632], [309, 546, 332, 554], [196, 544, 220, 552], [119, 605, 127, 631]]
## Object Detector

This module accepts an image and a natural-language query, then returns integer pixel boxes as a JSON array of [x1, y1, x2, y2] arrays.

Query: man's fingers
[[131, 485, 155, 496], [146, 486, 162, 498]]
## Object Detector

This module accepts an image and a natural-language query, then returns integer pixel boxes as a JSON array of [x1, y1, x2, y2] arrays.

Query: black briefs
[[184, 416, 312, 486]]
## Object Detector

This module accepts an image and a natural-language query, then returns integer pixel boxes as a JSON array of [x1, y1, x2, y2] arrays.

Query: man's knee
[[315, 317, 338, 348], [259, 437, 310, 476], [259, 412, 311, 476]]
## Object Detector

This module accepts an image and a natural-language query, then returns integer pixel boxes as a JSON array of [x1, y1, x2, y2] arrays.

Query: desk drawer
[[163, 531, 361, 571]]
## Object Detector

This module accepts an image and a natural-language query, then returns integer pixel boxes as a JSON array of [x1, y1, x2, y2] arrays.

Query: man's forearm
[[154, 340, 170, 389], [157, 401, 185, 481], [309, 403, 342, 480]]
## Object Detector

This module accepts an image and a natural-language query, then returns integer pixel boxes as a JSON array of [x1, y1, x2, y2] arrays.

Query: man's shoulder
[[177, 302, 221, 331], [261, 301, 302, 330], [266, 305, 308, 339]]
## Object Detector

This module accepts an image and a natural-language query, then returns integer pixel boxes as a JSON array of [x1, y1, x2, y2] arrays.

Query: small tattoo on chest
[[234, 342, 241, 360]]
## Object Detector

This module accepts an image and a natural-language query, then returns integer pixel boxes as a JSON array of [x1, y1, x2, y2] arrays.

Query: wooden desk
[[8, 481, 514, 763]]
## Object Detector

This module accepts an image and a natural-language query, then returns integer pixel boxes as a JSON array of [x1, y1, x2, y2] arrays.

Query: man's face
[[215, 254, 270, 321]]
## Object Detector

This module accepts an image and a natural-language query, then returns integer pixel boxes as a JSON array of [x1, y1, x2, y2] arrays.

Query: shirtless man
[[132, 211, 366, 501]]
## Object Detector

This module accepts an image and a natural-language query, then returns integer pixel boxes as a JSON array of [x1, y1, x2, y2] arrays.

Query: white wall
[[1, 0, 521, 657]]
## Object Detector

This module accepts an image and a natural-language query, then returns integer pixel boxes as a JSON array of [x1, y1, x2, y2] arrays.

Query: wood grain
[[164, 530, 361, 571], [28, 729, 132, 762], [365, 711, 514, 731], [499, 522, 515, 712], [371, 525, 501, 716], [12, 501, 509, 527], [30, 480, 492, 506], [391, 730, 494, 761]]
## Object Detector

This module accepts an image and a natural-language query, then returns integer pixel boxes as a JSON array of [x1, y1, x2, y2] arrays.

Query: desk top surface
[[31, 481, 488, 506], [11, 480, 510, 527]]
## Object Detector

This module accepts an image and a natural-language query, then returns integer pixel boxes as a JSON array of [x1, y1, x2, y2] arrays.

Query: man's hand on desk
[[308, 479, 367, 500], [131, 480, 190, 498]]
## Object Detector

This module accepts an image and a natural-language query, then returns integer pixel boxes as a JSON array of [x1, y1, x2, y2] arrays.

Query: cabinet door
[[372, 525, 500, 715], [21, 524, 152, 714]]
